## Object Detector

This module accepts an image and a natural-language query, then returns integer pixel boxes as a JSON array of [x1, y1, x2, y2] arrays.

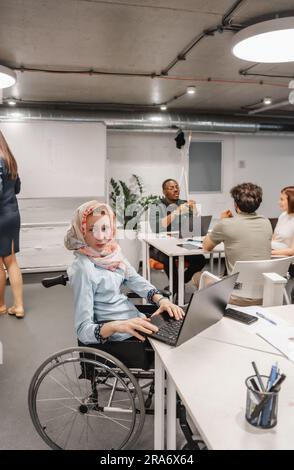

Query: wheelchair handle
[[42, 274, 69, 288]]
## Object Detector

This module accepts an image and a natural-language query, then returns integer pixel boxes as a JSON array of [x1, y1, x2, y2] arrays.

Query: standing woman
[[0, 130, 24, 318], [272, 186, 294, 257]]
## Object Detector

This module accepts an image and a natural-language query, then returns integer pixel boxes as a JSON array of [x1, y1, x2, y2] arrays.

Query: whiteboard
[[0, 121, 106, 198]]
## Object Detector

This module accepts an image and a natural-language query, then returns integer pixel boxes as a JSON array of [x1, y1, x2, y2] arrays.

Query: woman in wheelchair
[[64, 200, 184, 368], [28, 201, 192, 451]]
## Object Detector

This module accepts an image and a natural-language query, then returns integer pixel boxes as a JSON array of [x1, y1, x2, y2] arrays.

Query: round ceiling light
[[0, 65, 16, 88], [186, 86, 196, 95], [232, 17, 294, 63]]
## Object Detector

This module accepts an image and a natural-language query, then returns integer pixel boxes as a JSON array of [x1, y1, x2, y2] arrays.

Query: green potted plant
[[109, 174, 159, 230], [109, 174, 159, 269]]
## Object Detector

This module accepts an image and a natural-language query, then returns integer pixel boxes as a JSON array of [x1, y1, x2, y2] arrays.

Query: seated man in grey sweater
[[201, 182, 272, 304]]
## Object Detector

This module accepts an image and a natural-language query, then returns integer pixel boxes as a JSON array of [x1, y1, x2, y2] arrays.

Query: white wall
[[0, 121, 106, 198], [233, 135, 294, 217], [108, 131, 294, 218]]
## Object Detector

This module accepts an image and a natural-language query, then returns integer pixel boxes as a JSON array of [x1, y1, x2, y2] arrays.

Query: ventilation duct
[[0, 107, 294, 134]]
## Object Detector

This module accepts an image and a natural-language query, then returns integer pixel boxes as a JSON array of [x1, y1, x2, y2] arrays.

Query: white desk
[[141, 236, 224, 305], [150, 305, 294, 450]]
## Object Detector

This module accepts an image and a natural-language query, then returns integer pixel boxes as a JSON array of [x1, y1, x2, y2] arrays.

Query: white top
[[272, 211, 294, 250]]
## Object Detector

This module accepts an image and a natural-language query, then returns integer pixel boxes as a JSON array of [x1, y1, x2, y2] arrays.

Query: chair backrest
[[268, 217, 278, 232], [231, 256, 294, 299], [201, 215, 212, 236], [198, 271, 221, 290]]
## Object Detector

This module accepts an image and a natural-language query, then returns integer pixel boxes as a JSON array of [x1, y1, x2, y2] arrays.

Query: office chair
[[198, 256, 294, 307]]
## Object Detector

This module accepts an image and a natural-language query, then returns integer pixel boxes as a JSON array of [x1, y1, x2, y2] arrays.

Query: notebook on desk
[[147, 273, 238, 347]]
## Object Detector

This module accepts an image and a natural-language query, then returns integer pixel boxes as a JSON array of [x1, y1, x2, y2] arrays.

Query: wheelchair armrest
[[42, 273, 69, 288]]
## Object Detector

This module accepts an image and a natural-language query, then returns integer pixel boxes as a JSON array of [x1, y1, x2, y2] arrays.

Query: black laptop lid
[[176, 273, 238, 346], [180, 214, 212, 238], [149, 273, 238, 347]]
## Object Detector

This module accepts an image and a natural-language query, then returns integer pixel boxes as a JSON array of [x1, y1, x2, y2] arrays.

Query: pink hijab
[[65, 200, 127, 273]]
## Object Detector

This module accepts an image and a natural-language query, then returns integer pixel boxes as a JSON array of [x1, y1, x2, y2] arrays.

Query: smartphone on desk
[[224, 308, 258, 325], [177, 243, 202, 250]]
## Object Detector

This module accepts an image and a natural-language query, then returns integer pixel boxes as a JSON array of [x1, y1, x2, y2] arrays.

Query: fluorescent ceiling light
[[0, 65, 16, 88], [7, 99, 16, 106], [186, 86, 196, 95], [160, 104, 167, 111], [232, 17, 294, 63]]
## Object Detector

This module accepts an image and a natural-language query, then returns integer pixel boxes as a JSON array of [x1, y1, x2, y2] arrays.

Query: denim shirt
[[68, 253, 158, 344]]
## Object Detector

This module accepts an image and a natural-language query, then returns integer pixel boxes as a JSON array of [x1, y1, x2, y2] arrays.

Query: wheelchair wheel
[[28, 347, 145, 450]]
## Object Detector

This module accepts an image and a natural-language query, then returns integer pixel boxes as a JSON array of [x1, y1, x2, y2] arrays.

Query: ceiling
[[1, 0, 294, 117]]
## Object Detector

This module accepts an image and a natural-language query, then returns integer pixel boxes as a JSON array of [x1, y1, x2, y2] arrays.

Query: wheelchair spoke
[[48, 374, 83, 405], [63, 412, 78, 450], [87, 411, 132, 430], [44, 409, 77, 423]]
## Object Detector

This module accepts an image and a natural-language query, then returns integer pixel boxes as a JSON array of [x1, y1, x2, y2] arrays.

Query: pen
[[251, 361, 265, 392], [269, 373, 286, 393], [255, 311, 277, 325], [250, 377, 260, 392], [261, 363, 278, 426], [266, 362, 278, 391]]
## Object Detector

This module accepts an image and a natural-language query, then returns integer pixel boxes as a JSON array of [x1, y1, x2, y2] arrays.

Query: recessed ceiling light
[[186, 86, 196, 95], [232, 17, 294, 63], [0, 65, 16, 88], [263, 97, 272, 105], [7, 99, 16, 106], [160, 104, 167, 111]]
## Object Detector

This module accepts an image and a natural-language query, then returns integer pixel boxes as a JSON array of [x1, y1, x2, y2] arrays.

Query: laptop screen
[[180, 215, 212, 238], [176, 273, 238, 346]]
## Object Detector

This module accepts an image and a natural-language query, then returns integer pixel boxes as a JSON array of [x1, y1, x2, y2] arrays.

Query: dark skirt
[[0, 210, 20, 256]]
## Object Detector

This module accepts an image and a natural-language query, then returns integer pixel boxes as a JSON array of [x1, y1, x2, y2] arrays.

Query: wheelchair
[[28, 273, 205, 450]]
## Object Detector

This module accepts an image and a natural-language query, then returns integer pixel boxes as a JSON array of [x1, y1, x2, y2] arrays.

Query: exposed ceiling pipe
[[1, 107, 294, 134], [248, 100, 290, 115]]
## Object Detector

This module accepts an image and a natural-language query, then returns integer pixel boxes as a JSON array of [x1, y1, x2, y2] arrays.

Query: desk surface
[[142, 236, 224, 257], [150, 304, 294, 450]]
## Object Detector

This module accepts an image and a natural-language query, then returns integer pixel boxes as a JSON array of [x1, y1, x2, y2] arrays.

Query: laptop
[[147, 273, 238, 347], [180, 215, 212, 240]]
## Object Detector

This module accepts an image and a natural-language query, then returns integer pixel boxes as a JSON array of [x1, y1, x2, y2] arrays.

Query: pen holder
[[245, 375, 279, 429]]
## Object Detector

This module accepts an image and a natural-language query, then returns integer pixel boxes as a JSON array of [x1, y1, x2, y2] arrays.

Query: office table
[[150, 305, 294, 450], [141, 236, 224, 306]]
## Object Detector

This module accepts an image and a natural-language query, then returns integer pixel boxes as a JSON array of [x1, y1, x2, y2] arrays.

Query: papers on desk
[[231, 306, 294, 362], [246, 307, 294, 362]]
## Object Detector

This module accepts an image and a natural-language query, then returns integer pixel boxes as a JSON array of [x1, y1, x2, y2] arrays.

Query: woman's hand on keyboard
[[110, 318, 159, 341], [152, 299, 185, 321]]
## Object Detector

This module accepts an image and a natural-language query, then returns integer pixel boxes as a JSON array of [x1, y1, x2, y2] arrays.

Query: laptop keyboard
[[151, 317, 183, 344]]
